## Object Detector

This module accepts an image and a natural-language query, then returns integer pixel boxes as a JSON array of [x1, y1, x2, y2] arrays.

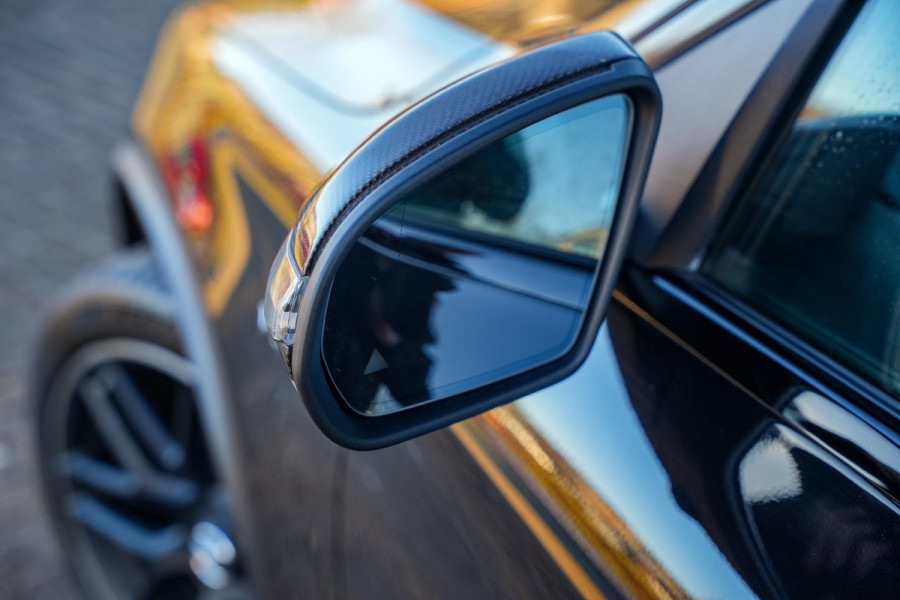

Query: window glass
[[704, 0, 900, 397]]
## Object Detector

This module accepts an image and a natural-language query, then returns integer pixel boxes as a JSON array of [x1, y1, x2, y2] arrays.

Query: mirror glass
[[323, 94, 632, 415]]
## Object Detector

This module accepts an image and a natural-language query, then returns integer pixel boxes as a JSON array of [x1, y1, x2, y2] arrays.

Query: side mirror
[[265, 31, 660, 449]]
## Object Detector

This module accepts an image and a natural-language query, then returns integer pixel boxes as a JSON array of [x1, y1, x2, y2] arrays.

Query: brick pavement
[[0, 1, 180, 597]]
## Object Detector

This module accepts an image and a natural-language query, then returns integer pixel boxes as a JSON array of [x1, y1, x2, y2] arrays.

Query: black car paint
[[617, 270, 900, 597], [111, 0, 900, 597]]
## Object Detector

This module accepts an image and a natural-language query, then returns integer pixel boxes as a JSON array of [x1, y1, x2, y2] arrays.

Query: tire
[[32, 247, 249, 600]]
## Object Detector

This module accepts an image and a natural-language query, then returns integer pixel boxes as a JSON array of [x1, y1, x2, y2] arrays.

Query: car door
[[332, 0, 900, 599], [683, 0, 900, 595], [594, 0, 899, 596]]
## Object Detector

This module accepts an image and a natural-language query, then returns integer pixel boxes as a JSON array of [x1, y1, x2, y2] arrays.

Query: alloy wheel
[[42, 339, 247, 600]]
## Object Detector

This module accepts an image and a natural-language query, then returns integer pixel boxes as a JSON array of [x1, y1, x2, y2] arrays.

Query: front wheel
[[32, 248, 250, 600]]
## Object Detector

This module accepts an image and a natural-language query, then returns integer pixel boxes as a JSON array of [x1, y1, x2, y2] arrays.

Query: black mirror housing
[[265, 31, 661, 449]]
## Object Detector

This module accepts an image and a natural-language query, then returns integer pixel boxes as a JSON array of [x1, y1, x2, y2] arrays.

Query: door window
[[704, 0, 900, 397]]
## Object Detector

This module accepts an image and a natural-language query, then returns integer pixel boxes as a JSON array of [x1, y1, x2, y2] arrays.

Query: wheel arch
[[110, 140, 265, 597]]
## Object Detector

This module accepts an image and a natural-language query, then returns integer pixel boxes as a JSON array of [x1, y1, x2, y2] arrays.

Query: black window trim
[[678, 272, 900, 427], [615, 268, 900, 501]]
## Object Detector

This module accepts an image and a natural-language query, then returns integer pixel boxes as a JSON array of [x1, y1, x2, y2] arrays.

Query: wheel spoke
[[64, 451, 140, 497], [78, 378, 149, 473], [63, 451, 198, 509], [140, 472, 199, 510], [68, 494, 187, 561], [98, 365, 186, 471]]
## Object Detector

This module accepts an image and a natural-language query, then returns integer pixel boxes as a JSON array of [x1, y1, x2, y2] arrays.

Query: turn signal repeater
[[264, 231, 307, 377]]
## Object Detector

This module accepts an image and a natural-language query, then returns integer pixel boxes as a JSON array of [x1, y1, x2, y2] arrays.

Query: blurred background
[[0, 1, 179, 597]]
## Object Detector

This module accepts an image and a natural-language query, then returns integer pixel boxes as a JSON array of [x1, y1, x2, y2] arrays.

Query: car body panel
[[210, 0, 516, 171], [116, 0, 900, 598]]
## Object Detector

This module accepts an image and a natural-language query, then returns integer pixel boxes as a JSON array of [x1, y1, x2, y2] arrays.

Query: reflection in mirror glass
[[323, 94, 632, 415]]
